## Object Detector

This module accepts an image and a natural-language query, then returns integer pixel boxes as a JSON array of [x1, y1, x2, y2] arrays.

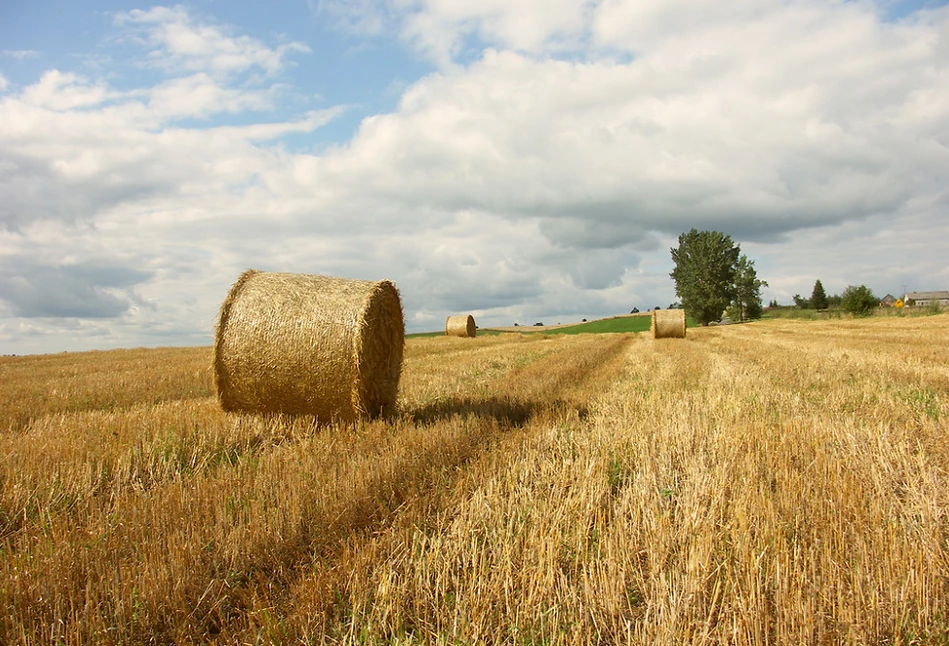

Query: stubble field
[[1, 314, 948, 645]]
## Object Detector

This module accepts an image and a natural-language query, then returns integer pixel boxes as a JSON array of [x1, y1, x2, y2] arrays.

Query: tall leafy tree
[[841, 284, 878, 316], [810, 279, 828, 310], [670, 229, 741, 326], [730, 254, 768, 322]]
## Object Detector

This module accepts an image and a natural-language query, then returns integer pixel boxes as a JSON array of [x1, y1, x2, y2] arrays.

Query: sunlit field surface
[[2, 315, 948, 644]]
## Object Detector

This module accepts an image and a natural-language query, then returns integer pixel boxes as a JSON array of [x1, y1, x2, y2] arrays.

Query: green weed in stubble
[[895, 386, 942, 422], [606, 455, 632, 497]]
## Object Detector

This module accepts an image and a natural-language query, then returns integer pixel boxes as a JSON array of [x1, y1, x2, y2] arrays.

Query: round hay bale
[[445, 314, 476, 338], [651, 309, 687, 339], [214, 270, 404, 422]]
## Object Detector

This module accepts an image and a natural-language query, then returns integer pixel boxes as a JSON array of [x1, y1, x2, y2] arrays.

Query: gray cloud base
[[0, 260, 152, 319]]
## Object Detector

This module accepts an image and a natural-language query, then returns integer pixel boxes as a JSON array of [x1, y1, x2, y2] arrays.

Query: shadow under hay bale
[[652, 309, 687, 339], [214, 270, 404, 422], [445, 314, 476, 338]]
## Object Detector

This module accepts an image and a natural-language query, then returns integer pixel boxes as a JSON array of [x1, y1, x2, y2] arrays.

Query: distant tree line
[[775, 279, 879, 316], [666, 232, 888, 324]]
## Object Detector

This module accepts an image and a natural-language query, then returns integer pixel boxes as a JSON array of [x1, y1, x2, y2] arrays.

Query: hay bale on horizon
[[652, 308, 687, 339], [445, 314, 476, 338], [214, 270, 404, 422]]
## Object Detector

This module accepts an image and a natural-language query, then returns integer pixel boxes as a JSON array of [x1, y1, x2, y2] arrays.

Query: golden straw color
[[651, 308, 687, 339], [213, 270, 404, 422], [445, 314, 477, 338]]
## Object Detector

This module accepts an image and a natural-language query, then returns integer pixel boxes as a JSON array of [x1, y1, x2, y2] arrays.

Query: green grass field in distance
[[541, 315, 654, 334], [406, 314, 697, 337], [520, 313, 697, 335]]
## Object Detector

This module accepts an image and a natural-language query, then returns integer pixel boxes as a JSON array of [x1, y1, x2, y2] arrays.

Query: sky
[[1, 0, 947, 354]]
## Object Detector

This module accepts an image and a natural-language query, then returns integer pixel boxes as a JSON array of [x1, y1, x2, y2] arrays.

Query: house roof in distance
[[904, 291, 949, 300]]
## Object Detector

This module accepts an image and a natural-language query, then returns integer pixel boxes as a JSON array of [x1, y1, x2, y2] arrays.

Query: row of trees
[[669, 229, 767, 326], [669, 230, 883, 325], [783, 280, 834, 310], [784, 280, 879, 315]]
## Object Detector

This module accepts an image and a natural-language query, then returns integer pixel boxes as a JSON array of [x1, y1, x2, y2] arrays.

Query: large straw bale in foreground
[[652, 308, 687, 339], [445, 314, 477, 338], [214, 270, 404, 422]]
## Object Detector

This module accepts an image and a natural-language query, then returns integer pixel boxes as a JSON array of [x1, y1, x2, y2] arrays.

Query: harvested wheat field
[[2, 314, 948, 644]]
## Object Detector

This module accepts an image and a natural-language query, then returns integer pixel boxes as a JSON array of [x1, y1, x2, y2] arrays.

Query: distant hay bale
[[213, 270, 404, 422], [445, 314, 476, 338], [652, 309, 687, 339]]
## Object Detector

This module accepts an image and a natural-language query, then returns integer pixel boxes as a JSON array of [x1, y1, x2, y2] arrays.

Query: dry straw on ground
[[445, 314, 477, 338], [214, 270, 404, 422], [651, 308, 686, 339]]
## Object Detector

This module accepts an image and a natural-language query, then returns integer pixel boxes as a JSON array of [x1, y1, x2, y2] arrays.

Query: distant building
[[880, 294, 897, 307], [903, 291, 949, 307]]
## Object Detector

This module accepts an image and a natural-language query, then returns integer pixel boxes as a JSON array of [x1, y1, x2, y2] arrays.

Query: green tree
[[841, 284, 878, 316], [792, 294, 809, 308], [670, 229, 741, 326], [810, 279, 828, 310], [729, 254, 768, 322]]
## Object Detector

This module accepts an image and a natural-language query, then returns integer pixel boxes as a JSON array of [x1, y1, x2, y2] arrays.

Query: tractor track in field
[[192, 333, 638, 642], [3, 333, 638, 644]]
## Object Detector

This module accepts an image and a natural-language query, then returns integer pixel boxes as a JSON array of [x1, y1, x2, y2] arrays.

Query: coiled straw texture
[[651, 309, 687, 339], [214, 270, 404, 422], [445, 314, 477, 338]]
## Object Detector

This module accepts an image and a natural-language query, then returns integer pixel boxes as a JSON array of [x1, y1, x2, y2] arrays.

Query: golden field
[[1, 315, 948, 645]]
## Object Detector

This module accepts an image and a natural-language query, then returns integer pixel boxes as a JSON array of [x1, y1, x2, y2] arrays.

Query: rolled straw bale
[[214, 270, 404, 422], [445, 314, 477, 338], [651, 308, 687, 339]]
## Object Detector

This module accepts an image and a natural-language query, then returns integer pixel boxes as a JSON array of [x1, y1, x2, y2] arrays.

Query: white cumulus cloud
[[1, 1, 948, 354]]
